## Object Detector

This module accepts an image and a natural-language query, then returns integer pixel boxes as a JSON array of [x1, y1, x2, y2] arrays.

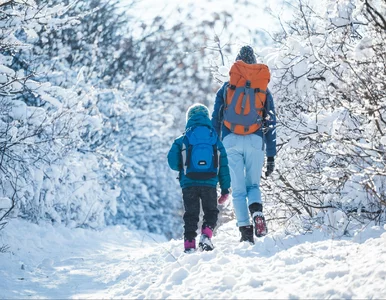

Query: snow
[[218, 66, 229, 76], [24, 28, 39, 42], [216, 66, 230, 82], [0, 64, 15, 76], [26, 107, 47, 125], [0, 197, 12, 209], [1, 219, 385, 299], [353, 37, 375, 61], [40, 93, 63, 109], [9, 100, 27, 120], [292, 59, 308, 77]]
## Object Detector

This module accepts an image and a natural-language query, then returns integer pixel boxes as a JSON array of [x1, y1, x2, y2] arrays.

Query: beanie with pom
[[186, 103, 210, 122], [236, 45, 257, 64]]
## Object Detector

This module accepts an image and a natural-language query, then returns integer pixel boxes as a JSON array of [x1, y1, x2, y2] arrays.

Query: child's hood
[[185, 113, 212, 130]]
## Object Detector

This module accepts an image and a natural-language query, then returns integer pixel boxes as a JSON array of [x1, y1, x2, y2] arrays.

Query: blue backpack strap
[[181, 129, 192, 175], [213, 144, 218, 168]]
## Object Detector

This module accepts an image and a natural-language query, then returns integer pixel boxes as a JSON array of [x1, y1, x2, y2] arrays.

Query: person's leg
[[244, 134, 265, 208], [200, 186, 219, 234], [222, 134, 250, 227], [244, 134, 268, 237], [182, 187, 200, 244], [198, 186, 218, 251]]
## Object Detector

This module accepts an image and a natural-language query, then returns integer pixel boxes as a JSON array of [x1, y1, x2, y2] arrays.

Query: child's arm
[[217, 139, 231, 193], [167, 137, 182, 171]]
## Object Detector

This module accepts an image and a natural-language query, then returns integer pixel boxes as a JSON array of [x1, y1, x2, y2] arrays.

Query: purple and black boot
[[199, 226, 214, 251], [184, 238, 196, 253]]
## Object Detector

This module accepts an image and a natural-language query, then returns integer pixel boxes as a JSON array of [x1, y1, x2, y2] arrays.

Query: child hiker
[[168, 103, 231, 253]]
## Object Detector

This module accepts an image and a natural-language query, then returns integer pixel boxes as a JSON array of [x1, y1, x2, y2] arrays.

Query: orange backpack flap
[[223, 61, 270, 135]]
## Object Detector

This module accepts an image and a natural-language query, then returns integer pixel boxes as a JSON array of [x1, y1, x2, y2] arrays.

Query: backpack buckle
[[245, 80, 251, 88]]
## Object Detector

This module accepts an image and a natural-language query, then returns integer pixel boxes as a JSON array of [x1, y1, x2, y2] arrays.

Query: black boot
[[248, 202, 263, 215], [239, 225, 254, 244]]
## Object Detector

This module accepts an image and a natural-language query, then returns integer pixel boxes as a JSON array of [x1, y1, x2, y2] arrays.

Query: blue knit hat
[[236, 45, 257, 64], [186, 103, 210, 121]]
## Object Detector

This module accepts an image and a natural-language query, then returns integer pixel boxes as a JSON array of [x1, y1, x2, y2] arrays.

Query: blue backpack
[[182, 126, 218, 180]]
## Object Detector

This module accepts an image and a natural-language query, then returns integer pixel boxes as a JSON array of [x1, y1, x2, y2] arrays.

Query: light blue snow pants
[[222, 133, 265, 227]]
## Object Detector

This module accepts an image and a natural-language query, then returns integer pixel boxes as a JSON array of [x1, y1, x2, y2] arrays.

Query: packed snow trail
[[1, 220, 385, 299]]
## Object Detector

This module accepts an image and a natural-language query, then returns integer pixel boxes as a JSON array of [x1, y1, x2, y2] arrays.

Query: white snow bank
[[0, 219, 385, 299]]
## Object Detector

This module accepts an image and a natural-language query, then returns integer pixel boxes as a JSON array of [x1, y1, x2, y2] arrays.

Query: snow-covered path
[[1, 220, 386, 299]]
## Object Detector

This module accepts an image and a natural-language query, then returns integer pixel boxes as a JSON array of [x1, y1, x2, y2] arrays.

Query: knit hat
[[236, 45, 257, 64], [186, 103, 210, 121]]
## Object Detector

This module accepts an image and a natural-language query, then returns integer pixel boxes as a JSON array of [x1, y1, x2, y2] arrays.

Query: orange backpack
[[223, 60, 270, 135]]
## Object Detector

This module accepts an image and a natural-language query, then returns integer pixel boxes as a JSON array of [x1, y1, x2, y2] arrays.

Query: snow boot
[[239, 225, 254, 244], [199, 226, 214, 251], [184, 238, 196, 253], [249, 202, 267, 238], [252, 211, 268, 237]]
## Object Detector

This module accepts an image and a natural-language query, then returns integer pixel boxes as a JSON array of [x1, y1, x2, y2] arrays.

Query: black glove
[[265, 157, 275, 177]]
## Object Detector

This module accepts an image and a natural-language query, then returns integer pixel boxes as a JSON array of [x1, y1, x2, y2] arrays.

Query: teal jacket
[[168, 113, 231, 191]]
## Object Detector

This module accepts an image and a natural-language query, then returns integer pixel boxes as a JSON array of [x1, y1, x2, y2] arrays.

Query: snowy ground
[[1, 219, 385, 299]]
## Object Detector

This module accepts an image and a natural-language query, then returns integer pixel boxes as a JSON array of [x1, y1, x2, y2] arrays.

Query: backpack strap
[[181, 129, 194, 175], [212, 143, 219, 169], [186, 145, 193, 168], [240, 80, 251, 116], [181, 138, 187, 175], [240, 80, 252, 132], [254, 88, 267, 94]]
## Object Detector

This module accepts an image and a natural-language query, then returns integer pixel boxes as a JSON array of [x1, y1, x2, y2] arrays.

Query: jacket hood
[[231, 60, 270, 80], [186, 113, 212, 129]]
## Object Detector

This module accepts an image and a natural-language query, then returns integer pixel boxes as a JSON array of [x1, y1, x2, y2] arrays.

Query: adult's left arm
[[264, 89, 277, 158], [211, 82, 227, 136]]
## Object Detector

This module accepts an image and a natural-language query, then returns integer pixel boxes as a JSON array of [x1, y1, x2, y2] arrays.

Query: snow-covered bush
[[261, 0, 386, 235], [0, 0, 118, 230]]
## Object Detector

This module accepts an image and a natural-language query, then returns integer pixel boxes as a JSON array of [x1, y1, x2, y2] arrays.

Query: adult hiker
[[211, 45, 277, 244]]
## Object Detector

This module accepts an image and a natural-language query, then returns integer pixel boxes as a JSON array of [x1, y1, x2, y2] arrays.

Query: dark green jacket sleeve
[[217, 139, 231, 190]]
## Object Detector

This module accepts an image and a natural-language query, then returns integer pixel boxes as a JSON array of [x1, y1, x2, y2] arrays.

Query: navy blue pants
[[182, 186, 218, 240]]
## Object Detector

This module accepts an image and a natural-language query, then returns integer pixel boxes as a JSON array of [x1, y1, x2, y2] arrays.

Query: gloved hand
[[218, 189, 230, 205], [265, 157, 275, 177]]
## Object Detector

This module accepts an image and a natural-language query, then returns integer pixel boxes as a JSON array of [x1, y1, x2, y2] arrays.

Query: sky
[[122, 0, 292, 34]]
